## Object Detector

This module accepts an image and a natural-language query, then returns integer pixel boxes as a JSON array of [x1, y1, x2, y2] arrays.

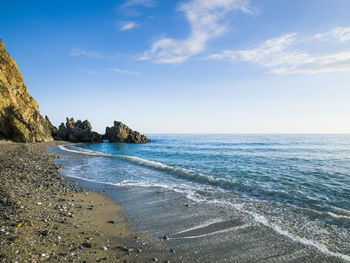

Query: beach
[[1, 139, 349, 263], [0, 141, 160, 263]]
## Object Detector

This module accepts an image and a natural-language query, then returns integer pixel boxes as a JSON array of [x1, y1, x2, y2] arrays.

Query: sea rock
[[0, 39, 53, 142], [57, 117, 102, 143], [105, 121, 150, 143]]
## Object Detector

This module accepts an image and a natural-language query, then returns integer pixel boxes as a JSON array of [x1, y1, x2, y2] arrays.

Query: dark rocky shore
[[0, 141, 157, 263]]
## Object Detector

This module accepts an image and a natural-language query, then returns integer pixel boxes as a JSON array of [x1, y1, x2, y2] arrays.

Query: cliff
[[0, 39, 53, 142]]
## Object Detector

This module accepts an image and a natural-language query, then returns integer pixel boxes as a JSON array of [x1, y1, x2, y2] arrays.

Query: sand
[[0, 141, 154, 262]]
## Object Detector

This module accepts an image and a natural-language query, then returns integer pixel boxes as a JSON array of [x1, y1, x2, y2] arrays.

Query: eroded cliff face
[[0, 39, 53, 142]]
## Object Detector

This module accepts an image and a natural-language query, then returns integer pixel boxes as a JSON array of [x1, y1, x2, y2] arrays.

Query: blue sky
[[1, 0, 350, 133]]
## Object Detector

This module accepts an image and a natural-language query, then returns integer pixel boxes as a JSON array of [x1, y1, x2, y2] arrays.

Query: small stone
[[152, 257, 158, 262], [100, 246, 108, 251], [82, 242, 94, 248], [40, 230, 50, 236], [163, 235, 169, 240]]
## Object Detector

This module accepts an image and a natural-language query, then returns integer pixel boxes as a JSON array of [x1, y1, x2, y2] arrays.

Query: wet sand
[[70, 174, 347, 263], [0, 141, 156, 262]]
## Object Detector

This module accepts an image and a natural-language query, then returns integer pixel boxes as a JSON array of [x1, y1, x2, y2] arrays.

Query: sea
[[53, 134, 350, 261]]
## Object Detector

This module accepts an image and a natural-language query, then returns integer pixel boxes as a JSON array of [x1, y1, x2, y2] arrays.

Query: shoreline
[[0, 141, 156, 262], [1, 141, 348, 262], [53, 143, 348, 263]]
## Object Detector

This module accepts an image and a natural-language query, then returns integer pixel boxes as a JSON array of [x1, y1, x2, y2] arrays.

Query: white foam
[[58, 145, 112, 157], [205, 199, 350, 262], [327, 212, 350, 220], [177, 224, 251, 239], [175, 218, 225, 235]]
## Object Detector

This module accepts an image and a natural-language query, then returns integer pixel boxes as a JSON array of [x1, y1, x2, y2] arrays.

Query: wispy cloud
[[70, 48, 104, 59], [140, 0, 252, 64], [209, 26, 350, 74], [315, 26, 350, 42], [120, 21, 138, 31], [107, 68, 139, 75], [121, 0, 156, 8]]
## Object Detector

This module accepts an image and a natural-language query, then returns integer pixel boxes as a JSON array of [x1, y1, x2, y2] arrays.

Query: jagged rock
[[57, 117, 102, 143], [45, 116, 58, 138], [105, 121, 150, 143], [0, 39, 53, 142]]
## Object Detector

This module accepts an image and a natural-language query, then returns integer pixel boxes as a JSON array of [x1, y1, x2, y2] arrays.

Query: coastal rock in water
[[105, 121, 150, 143], [57, 117, 102, 143], [0, 39, 53, 142]]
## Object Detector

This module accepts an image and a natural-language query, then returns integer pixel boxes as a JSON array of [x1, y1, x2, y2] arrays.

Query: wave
[[58, 144, 234, 188], [197, 199, 350, 262], [57, 144, 350, 262], [58, 145, 112, 157]]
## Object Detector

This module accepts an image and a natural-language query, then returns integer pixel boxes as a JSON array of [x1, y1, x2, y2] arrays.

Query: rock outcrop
[[45, 115, 58, 138], [57, 117, 102, 143], [0, 39, 53, 142], [105, 121, 150, 143]]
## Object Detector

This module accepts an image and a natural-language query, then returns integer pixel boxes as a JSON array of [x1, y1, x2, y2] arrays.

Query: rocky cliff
[[105, 121, 150, 143], [0, 39, 53, 142], [57, 117, 102, 143]]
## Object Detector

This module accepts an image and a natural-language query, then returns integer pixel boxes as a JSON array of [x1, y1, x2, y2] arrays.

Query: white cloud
[[209, 27, 350, 74], [315, 26, 350, 42], [120, 21, 138, 31], [108, 68, 139, 75], [70, 48, 104, 59], [121, 0, 156, 8], [140, 0, 251, 64]]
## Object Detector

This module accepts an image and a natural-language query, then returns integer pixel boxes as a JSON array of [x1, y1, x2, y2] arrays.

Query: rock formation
[[57, 117, 102, 143], [45, 115, 58, 138], [105, 121, 150, 143], [0, 39, 53, 142]]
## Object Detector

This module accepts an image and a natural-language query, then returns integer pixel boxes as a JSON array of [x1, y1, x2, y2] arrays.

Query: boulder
[[105, 121, 150, 143], [0, 39, 53, 142], [57, 117, 102, 143]]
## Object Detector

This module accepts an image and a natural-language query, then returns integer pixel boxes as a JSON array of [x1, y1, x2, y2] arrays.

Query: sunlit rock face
[[0, 39, 53, 142], [105, 121, 150, 144]]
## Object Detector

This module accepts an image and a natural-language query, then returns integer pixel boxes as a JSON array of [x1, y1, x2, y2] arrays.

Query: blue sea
[[55, 134, 350, 260]]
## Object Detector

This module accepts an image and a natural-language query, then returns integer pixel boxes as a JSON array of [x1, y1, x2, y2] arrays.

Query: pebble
[[100, 246, 108, 251], [40, 230, 50, 236], [81, 242, 94, 248]]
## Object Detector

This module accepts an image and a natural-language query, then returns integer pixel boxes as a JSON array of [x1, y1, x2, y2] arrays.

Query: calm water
[[55, 134, 350, 260]]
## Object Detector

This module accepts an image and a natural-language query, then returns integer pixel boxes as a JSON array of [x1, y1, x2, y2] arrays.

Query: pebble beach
[[0, 141, 154, 263]]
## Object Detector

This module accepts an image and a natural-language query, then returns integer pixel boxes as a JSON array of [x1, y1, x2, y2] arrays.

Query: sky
[[1, 0, 350, 134]]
